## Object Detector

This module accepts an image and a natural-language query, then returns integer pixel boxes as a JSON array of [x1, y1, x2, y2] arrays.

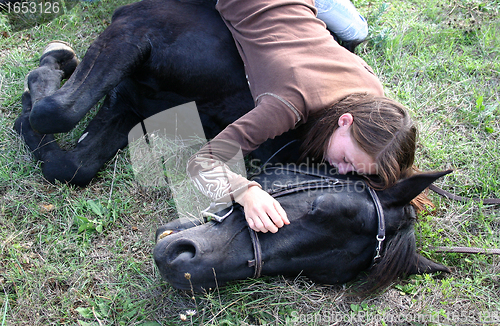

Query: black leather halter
[[246, 167, 386, 278]]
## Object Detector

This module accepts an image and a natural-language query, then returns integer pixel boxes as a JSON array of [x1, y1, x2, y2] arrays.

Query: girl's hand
[[238, 186, 290, 233]]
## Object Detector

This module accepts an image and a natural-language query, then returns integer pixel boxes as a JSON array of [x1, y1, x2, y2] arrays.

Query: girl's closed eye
[[343, 156, 356, 171]]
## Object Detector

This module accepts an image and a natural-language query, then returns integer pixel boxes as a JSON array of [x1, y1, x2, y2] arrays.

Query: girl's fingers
[[242, 187, 289, 233]]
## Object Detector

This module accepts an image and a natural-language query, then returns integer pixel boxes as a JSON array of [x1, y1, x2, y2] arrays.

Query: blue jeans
[[314, 0, 368, 42]]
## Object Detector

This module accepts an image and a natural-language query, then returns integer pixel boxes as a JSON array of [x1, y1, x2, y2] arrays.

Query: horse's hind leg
[[16, 77, 144, 186]]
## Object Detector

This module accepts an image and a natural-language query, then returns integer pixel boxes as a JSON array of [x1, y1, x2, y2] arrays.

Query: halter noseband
[[246, 169, 387, 278]]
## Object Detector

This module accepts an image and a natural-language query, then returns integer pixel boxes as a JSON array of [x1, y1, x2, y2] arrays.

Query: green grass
[[1, 0, 500, 325]]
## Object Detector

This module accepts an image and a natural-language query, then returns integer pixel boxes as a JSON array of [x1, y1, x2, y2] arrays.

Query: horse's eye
[[310, 199, 318, 212], [311, 198, 318, 212]]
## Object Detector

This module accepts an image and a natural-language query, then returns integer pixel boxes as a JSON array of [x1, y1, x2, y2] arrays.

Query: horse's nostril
[[167, 241, 197, 263]]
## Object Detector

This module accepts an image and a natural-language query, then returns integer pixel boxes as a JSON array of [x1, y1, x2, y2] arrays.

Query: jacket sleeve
[[187, 95, 302, 213], [187, 139, 261, 209]]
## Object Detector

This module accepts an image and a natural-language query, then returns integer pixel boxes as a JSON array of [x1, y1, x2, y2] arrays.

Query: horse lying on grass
[[154, 166, 450, 292], [13, 0, 449, 292]]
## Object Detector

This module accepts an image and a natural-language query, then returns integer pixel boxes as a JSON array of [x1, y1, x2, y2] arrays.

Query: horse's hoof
[[40, 41, 79, 79]]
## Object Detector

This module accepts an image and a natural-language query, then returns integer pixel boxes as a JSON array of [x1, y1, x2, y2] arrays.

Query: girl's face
[[324, 114, 376, 175]]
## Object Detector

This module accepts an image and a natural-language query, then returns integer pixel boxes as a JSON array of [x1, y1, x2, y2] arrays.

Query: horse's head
[[153, 167, 450, 292]]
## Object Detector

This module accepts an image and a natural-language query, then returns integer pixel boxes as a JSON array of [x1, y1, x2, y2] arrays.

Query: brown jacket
[[213, 0, 384, 154], [188, 0, 384, 207]]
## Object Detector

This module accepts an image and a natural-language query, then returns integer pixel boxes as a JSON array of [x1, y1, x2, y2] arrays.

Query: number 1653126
[[6, 1, 60, 14]]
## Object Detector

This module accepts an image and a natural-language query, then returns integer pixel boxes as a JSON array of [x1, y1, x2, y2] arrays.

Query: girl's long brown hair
[[299, 93, 417, 190]]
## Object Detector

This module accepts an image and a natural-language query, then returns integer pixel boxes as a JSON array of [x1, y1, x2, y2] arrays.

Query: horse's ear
[[380, 170, 452, 207], [408, 254, 450, 275]]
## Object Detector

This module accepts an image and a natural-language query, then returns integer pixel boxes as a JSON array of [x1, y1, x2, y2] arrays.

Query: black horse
[[154, 166, 450, 292], [13, 0, 449, 291]]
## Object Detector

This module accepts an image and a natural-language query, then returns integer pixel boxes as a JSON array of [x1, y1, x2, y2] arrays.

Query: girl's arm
[[187, 138, 290, 233]]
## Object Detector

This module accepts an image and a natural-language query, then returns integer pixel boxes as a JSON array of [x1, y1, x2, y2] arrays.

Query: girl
[[188, 0, 417, 233]]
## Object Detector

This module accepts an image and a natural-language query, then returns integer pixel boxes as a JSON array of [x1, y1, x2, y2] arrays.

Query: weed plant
[[0, 0, 499, 325]]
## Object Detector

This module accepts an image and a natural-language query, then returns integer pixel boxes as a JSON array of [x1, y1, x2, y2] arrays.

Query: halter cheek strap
[[247, 228, 263, 278], [367, 187, 386, 261]]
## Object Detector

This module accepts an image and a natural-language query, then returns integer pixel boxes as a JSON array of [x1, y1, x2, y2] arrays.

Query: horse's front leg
[[14, 90, 61, 164], [29, 20, 151, 134], [27, 41, 79, 104], [14, 42, 78, 164]]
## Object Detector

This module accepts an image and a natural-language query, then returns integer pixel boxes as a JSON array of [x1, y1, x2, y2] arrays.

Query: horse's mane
[[363, 212, 418, 292]]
